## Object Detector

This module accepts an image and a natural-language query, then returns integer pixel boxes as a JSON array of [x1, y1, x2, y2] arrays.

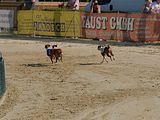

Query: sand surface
[[0, 37, 160, 120]]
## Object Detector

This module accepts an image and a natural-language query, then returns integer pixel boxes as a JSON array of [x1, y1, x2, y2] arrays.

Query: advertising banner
[[18, 10, 80, 37], [80, 13, 160, 42], [18, 10, 34, 35], [0, 10, 14, 33], [33, 11, 80, 37]]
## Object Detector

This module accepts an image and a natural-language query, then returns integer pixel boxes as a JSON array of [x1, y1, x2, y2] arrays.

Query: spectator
[[31, 0, 37, 10], [90, 0, 101, 13], [90, 0, 103, 41], [151, 0, 160, 13], [93, 0, 101, 13], [66, 0, 79, 11], [143, 0, 152, 13]]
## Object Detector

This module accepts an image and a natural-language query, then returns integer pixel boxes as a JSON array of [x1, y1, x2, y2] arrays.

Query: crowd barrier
[[17, 10, 160, 42], [0, 53, 6, 97]]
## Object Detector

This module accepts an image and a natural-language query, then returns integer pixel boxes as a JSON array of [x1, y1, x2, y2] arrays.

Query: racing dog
[[45, 44, 63, 64], [97, 45, 115, 63], [52, 45, 63, 63]]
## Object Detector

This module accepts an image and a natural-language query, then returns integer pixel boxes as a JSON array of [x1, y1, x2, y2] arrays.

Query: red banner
[[80, 13, 160, 42]]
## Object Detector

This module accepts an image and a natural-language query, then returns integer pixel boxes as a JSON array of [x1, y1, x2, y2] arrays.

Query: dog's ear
[[45, 44, 51, 49], [52, 44, 57, 47], [97, 45, 101, 50], [45, 44, 49, 49], [105, 44, 110, 48]]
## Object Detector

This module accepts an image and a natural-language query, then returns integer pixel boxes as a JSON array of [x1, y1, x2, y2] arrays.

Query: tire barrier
[[0, 52, 6, 97]]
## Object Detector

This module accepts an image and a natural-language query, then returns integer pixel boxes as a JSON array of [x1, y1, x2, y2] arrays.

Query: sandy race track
[[0, 37, 160, 120]]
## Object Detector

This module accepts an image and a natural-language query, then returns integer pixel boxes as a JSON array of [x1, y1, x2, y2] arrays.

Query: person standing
[[143, 0, 152, 13], [66, 0, 79, 11], [31, 0, 37, 10], [151, 0, 160, 13], [93, 0, 101, 13], [90, 0, 101, 13], [90, 0, 103, 41]]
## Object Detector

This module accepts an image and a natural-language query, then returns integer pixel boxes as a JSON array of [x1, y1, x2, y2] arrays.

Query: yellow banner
[[18, 10, 34, 35], [18, 10, 80, 37]]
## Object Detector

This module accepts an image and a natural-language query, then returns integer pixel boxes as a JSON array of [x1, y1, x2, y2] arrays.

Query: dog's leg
[[112, 56, 115, 61], [100, 53, 108, 63], [104, 56, 108, 63], [55, 57, 57, 63], [58, 55, 62, 62], [50, 56, 53, 64], [60, 55, 63, 62], [110, 51, 115, 60], [107, 53, 112, 61], [100, 55, 104, 63], [101, 56, 108, 64], [53, 55, 56, 59], [100, 53, 104, 64], [100, 57, 104, 64]]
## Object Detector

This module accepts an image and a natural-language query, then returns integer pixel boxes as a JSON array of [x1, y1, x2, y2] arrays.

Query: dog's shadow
[[79, 62, 102, 66], [22, 63, 48, 67]]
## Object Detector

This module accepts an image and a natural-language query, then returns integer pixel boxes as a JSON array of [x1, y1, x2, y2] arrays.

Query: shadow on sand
[[79, 62, 102, 66], [22, 63, 48, 67]]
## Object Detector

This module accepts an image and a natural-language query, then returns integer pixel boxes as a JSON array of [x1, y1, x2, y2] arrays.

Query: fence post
[[0, 52, 6, 97]]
